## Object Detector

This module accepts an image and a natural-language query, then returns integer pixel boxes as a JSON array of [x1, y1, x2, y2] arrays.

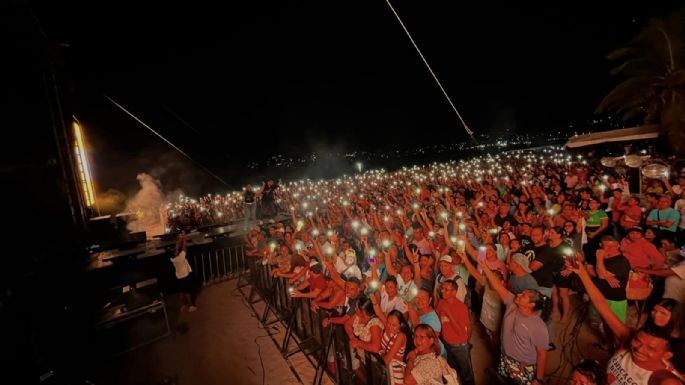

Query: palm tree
[[596, 9, 685, 155]]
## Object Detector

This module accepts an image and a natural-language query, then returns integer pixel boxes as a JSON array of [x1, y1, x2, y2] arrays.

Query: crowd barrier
[[243, 255, 391, 385], [188, 244, 249, 286]]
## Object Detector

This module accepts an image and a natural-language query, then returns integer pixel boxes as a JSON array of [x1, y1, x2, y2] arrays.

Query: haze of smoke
[[124, 173, 167, 237], [147, 150, 218, 195], [97, 188, 127, 215]]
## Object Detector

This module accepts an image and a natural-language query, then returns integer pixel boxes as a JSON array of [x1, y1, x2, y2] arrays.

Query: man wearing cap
[[620, 227, 666, 269], [433, 255, 467, 305], [509, 252, 541, 294]]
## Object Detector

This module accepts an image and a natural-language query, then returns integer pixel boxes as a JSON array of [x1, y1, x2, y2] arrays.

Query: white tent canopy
[[565, 125, 660, 148]]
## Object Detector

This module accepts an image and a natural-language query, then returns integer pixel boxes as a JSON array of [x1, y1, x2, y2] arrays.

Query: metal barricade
[[243, 261, 392, 385], [187, 245, 248, 286]]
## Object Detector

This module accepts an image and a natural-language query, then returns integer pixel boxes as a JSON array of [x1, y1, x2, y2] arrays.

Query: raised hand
[[408, 248, 420, 265]]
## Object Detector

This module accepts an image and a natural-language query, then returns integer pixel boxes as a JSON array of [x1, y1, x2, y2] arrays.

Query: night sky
[[10, 1, 683, 195]]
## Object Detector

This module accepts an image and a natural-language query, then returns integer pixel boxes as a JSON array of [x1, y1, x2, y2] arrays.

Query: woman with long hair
[[344, 295, 384, 381], [563, 220, 582, 254], [380, 310, 409, 385]]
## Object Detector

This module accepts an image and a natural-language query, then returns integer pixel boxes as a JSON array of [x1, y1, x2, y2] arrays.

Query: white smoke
[[124, 173, 167, 238]]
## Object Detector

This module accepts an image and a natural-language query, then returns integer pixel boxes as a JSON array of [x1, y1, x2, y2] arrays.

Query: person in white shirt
[[371, 276, 409, 324], [636, 251, 685, 304], [674, 190, 685, 246], [334, 240, 362, 280], [664, 176, 685, 198], [170, 232, 197, 312], [433, 255, 468, 305]]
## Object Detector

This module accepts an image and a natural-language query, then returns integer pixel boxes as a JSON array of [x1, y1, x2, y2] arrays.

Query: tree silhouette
[[597, 8, 685, 155]]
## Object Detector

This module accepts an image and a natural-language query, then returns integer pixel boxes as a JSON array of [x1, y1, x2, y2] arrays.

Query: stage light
[[73, 122, 96, 208]]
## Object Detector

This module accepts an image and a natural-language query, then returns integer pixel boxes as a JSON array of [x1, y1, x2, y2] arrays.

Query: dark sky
[[9, 1, 683, 194]]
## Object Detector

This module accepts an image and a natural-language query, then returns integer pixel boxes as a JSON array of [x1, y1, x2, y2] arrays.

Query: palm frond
[[596, 76, 659, 113], [607, 47, 635, 61], [598, 7, 685, 154], [609, 57, 661, 77], [623, 106, 646, 122], [665, 69, 685, 87]]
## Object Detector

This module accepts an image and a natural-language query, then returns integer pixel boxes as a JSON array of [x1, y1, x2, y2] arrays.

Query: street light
[[356, 162, 363, 173]]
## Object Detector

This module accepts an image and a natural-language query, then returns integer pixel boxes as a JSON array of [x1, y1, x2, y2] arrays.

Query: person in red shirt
[[420, 186, 431, 202], [618, 196, 643, 233], [436, 279, 474, 385], [290, 263, 327, 299], [620, 227, 666, 269], [609, 189, 624, 224]]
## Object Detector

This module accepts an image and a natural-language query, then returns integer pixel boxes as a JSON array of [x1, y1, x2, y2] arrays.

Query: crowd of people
[[164, 179, 283, 232], [233, 147, 685, 385]]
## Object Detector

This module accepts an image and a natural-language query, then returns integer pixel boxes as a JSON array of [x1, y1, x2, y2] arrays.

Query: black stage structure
[[0, 2, 239, 383]]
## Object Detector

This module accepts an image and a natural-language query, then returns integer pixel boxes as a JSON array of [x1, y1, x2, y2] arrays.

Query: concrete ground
[[95, 277, 636, 385], [94, 278, 332, 385]]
